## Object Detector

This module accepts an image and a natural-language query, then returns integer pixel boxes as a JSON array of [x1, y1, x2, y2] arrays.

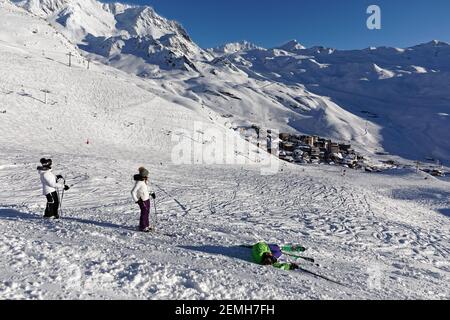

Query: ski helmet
[[138, 167, 149, 178], [40, 158, 52, 168]]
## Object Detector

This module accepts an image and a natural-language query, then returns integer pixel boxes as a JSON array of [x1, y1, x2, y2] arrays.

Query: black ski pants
[[44, 191, 60, 218]]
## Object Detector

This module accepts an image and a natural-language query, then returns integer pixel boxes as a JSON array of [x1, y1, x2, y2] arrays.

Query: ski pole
[[56, 188, 60, 216], [297, 266, 346, 287], [60, 189, 64, 217], [59, 178, 66, 218], [153, 198, 157, 230]]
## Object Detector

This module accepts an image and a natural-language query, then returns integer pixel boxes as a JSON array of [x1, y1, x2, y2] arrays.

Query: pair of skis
[[242, 245, 346, 287], [282, 252, 316, 264]]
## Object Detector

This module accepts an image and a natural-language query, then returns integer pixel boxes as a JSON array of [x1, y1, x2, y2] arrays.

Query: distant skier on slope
[[131, 167, 156, 232], [37, 158, 70, 219], [252, 242, 306, 270]]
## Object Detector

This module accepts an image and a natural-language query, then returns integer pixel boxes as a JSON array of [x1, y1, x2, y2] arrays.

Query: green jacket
[[252, 242, 292, 270]]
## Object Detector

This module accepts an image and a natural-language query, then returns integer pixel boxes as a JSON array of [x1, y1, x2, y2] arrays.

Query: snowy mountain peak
[[210, 41, 263, 55], [278, 39, 306, 52], [12, 0, 96, 17], [12, 0, 187, 40], [11, 0, 209, 73], [113, 4, 189, 40], [420, 40, 450, 47], [403, 40, 447, 51]]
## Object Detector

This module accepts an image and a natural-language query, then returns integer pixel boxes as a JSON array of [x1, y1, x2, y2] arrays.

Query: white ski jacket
[[131, 180, 153, 203], [39, 169, 64, 196]]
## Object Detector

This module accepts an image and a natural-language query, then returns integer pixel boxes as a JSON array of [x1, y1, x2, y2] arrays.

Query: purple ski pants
[[138, 199, 151, 231]]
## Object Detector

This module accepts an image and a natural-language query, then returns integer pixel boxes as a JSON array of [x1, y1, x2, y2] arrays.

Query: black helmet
[[40, 158, 52, 168]]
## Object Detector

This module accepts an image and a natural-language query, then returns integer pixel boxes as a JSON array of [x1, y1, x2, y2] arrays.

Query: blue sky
[[111, 0, 450, 49]]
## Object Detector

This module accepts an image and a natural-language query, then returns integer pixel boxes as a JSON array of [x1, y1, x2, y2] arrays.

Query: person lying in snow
[[252, 242, 306, 270], [131, 167, 156, 232], [37, 158, 70, 219]]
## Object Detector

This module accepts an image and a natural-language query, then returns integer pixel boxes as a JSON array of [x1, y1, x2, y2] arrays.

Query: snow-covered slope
[[215, 40, 450, 163], [7, 0, 376, 153], [1, 0, 449, 300], [10, 0, 450, 165], [0, 0, 267, 166]]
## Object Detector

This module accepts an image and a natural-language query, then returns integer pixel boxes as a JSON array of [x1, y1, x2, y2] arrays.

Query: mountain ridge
[[6, 0, 450, 164]]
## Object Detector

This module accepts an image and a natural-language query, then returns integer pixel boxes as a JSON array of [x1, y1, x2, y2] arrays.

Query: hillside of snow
[[0, 0, 449, 300], [10, 0, 450, 166], [213, 39, 450, 163], [8, 0, 448, 166], [9, 0, 382, 158]]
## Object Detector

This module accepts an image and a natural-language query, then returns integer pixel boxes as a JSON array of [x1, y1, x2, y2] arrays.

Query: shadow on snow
[[0, 208, 137, 231], [438, 208, 450, 218], [60, 216, 137, 232], [0, 208, 42, 220], [180, 245, 252, 263], [392, 187, 450, 202]]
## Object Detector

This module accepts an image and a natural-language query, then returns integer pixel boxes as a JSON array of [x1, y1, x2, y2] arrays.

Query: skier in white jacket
[[131, 167, 155, 232], [37, 158, 69, 219]]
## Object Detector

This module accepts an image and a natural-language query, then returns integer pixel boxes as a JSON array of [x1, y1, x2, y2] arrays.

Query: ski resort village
[[0, 0, 449, 301]]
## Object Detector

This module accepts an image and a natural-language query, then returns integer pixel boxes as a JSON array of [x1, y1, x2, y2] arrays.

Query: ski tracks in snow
[[0, 152, 449, 299]]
